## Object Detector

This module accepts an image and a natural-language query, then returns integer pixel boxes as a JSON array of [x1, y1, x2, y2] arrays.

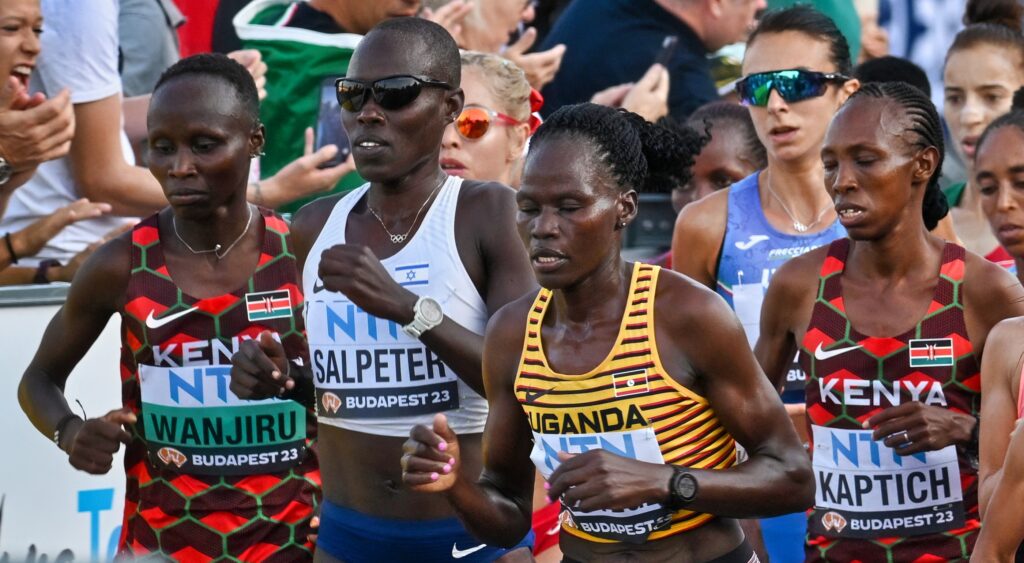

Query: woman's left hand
[[865, 401, 975, 456]]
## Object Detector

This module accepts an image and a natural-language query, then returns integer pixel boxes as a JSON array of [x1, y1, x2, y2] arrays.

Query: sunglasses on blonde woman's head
[[335, 75, 452, 112], [736, 69, 851, 107], [456, 105, 524, 140]]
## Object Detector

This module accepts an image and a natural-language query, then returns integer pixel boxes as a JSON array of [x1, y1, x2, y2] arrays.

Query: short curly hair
[[154, 53, 260, 126]]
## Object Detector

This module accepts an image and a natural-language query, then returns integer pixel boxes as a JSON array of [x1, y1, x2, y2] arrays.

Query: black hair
[[364, 17, 462, 87], [154, 53, 260, 125], [854, 56, 932, 97], [947, 0, 1024, 68], [685, 101, 767, 170], [747, 5, 853, 75], [529, 103, 707, 193], [845, 82, 948, 230]]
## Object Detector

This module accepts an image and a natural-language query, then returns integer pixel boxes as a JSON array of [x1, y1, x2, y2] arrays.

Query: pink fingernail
[[443, 464, 452, 474], [543, 481, 551, 490], [437, 441, 448, 451], [430, 472, 439, 481], [546, 495, 554, 503], [448, 457, 455, 465]]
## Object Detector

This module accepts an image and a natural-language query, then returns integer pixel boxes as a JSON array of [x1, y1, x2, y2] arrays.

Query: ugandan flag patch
[[908, 338, 954, 367], [245, 290, 292, 322], [612, 369, 649, 398]]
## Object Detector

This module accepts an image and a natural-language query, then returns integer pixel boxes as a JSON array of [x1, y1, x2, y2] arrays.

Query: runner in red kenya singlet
[[19, 54, 320, 561], [757, 82, 1024, 562]]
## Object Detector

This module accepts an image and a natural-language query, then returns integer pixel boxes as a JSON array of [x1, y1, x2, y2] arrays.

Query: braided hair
[[685, 101, 767, 170], [528, 103, 707, 193], [845, 82, 949, 230]]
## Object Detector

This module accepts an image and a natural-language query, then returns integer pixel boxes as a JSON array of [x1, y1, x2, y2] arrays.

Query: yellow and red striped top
[[514, 263, 737, 543]]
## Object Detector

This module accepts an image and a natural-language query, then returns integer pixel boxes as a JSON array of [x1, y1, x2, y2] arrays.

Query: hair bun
[[964, 0, 1024, 33]]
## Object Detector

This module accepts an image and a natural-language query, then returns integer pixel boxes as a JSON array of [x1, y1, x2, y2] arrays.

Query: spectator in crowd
[[941, 0, 1024, 262], [853, 55, 931, 96], [423, 0, 566, 90], [0, 0, 119, 285], [539, 0, 765, 121], [234, 0, 420, 214]]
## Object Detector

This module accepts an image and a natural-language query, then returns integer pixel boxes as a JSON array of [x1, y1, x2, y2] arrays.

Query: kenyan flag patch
[[245, 290, 292, 321], [908, 338, 954, 367]]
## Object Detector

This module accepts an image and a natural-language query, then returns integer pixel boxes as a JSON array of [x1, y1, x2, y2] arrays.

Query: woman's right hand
[[230, 330, 294, 400], [403, 413, 461, 493], [65, 407, 135, 475]]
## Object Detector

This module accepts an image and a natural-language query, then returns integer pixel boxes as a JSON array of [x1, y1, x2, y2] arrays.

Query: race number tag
[[139, 365, 307, 475], [306, 299, 460, 419], [810, 425, 964, 538], [530, 427, 673, 544]]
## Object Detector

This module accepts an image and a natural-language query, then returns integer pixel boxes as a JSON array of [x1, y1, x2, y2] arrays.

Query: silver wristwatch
[[0, 157, 13, 186], [403, 296, 444, 338]]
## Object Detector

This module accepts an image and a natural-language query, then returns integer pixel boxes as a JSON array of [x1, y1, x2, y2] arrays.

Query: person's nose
[[441, 122, 461, 150]]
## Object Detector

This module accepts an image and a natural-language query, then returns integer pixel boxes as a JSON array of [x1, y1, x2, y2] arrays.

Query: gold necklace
[[367, 177, 446, 244]]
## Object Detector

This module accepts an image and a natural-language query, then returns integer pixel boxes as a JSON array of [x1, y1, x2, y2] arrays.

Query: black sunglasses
[[335, 75, 452, 112]]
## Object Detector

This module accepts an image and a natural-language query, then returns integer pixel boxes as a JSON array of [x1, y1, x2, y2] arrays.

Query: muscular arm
[[423, 182, 535, 395], [755, 253, 817, 392], [441, 302, 538, 546], [669, 276, 814, 516], [17, 234, 129, 442], [978, 320, 1024, 517], [670, 188, 727, 289], [69, 94, 167, 216]]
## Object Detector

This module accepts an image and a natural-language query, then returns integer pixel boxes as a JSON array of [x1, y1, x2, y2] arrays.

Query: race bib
[[530, 427, 673, 544], [306, 300, 460, 419], [810, 425, 964, 538], [139, 364, 307, 475]]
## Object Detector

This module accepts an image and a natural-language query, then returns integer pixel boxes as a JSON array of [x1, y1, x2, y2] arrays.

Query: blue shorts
[[318, 500, 535, 563]]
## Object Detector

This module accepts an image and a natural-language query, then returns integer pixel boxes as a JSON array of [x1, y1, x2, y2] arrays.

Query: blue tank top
[[716, 172, 846, 398]]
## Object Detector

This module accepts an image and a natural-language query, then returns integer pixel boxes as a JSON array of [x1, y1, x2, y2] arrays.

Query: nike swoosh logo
[[145, 306, 199, 329], [735, 235, 770, 251], [814, 343, 862, 360], [524, 389, 551, 404], [545, 521, 561, 536], [451, 542, 487, 559], [313, 281, 326, 293]]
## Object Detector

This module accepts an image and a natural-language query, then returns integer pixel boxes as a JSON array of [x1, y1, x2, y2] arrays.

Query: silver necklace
[[764, 181, 832, 233], [172, 204, 254, 260], [367, 177, 446, 244]]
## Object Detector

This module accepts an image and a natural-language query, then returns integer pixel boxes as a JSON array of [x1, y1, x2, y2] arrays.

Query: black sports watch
[[667, 467, 698, 509]]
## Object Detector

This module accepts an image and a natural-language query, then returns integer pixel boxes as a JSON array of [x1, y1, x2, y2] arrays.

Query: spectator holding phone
[[539, 0, 765, 120]]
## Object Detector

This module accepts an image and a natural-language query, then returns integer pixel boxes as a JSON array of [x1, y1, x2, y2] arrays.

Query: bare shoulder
[[768, 244, 830, 298], [963, 250, 1024, 310], [485, 289, 538, 342], [70, 229, 133, 311], [652, 266, 734, 329], [290, 193, 346, 261], [457, 179, 516, 213], [674, 187, 729, 243]]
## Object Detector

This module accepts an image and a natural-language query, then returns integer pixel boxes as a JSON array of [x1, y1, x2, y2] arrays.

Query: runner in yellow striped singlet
[[402, 103, 814, 562]]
